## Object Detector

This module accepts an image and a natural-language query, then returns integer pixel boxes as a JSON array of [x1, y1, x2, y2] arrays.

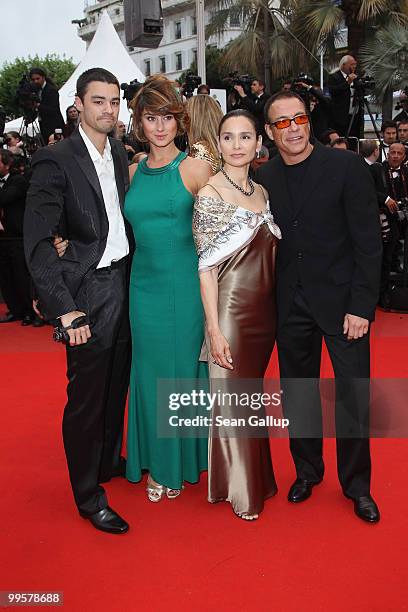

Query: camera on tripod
[[397, 198, 408, 222], [15, 75, 40, 124], [395, 86, 408, 111], [292, 73, 314, 95], [223, 72, 252, 96], [183, 72, 202, 98], [121, 79, 143, 104], [353, 75, 376, 99]]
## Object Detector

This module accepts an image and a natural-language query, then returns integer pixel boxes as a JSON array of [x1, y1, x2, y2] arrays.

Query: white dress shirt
[[341, 70, 355, 115], [79, 124, 129, 268], [0, 172, 9, 187]]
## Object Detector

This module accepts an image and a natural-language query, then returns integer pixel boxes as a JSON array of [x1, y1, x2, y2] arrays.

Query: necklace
[[221, 167, 255, 197]]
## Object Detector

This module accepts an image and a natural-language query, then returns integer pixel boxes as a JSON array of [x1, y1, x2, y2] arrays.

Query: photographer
[[29, 67, 65, 144], [380, 142, 408, 302], [294, 78, 332, 140], [233, 78, 269, 134], [328, 55, 363, 138], [0, 150, 34, 325], [394, 91, 408, 124]]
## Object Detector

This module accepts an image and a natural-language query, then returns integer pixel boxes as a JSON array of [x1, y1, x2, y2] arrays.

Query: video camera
[[223, 72, 252, 96], [15, 75, 40, 124], [121, 79, 143, 104], [397, 198, 408, 222], [353, 75, 376, 100], [395, 86, 408, 111], [183, 72, 202, 98]]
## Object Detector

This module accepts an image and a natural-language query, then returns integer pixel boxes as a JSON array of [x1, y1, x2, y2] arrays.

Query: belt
[[95, 255, 128, 273]]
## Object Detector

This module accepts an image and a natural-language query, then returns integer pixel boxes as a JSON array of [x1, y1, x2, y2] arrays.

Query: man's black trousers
[[277, 287, 371, 499], [62, 260, 131, 515]]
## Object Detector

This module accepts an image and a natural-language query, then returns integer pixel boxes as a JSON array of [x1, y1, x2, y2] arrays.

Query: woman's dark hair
[[66, 105, 78, 121], [218, 109, 258, 137], [76, 68, 120, 102]]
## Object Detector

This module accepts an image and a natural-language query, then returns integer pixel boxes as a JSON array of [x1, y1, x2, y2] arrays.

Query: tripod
[[19, 114, 44, 154], [346, 92, 382, 141]]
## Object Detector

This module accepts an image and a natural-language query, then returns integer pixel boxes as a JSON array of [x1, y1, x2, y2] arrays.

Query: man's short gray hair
[[339, 55, 355, 69]]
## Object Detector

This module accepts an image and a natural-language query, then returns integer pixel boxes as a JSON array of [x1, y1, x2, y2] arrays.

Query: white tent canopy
[[5, 11, 144, 133]]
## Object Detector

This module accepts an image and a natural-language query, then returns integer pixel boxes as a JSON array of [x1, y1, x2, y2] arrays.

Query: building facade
[[77, 0, 242, 81]]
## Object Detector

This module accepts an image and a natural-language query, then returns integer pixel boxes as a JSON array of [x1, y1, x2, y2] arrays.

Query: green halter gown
[[124, 151, 208, 489]]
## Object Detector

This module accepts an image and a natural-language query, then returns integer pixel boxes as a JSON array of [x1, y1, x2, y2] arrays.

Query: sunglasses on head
[[270, 114, 310, 130]]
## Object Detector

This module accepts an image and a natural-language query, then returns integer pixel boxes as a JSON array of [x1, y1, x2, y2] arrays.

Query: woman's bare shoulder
[[129, 163, 138, 181]]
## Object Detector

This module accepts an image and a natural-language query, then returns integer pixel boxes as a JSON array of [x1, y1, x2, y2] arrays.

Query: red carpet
[[1, 306, 407, 611]]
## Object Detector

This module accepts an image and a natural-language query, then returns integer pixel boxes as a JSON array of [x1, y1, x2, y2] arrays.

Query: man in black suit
[[29, 68, 65, 145], [257, 91, 382, 522], [0, 150, 33, 324], [234, 78, 270, 140], [24, 68, 132, 534], [379, 120, 398, 163], [328, 55, 362, 139], [394, 93, 408, 124]]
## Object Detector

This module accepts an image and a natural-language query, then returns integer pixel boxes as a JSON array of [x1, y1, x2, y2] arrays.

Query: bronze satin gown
[[206, 222, 278, 516]]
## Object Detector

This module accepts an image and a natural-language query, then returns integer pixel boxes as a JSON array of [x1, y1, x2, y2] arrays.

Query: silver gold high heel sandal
[[166, 487, 183, 500], [146, 477, 165, 502]]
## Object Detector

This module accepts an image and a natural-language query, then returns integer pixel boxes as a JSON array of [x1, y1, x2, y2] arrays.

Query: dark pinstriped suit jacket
[[24, 128, 131, 320]]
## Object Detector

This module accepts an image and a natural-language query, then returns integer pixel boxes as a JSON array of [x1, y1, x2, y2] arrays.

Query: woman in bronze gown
[[193, 110, 282, 520]]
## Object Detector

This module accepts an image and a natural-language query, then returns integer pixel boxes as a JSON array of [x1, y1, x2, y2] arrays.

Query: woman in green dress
[[124, 75, 212, 501]]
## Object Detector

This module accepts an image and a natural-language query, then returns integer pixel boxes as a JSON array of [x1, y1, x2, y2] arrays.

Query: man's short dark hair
[[319, 129, 339, 145], [253, 78, 265, 89], [360, 139, 379, 158], [76, 68, 120, 101], [330, 137, 348, 149], [398, 119, 408, 127], [197, 84, 210, 94], [381, 120, 397, 132], [0, 149, 14, 166], [264, 91, 307, 122]]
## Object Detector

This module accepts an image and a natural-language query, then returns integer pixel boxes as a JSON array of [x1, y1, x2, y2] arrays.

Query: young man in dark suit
[[24, 68, 132, 534], [256, 91, 382, 523]]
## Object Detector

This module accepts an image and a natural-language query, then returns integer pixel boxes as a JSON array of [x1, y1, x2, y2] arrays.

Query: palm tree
[[206, 0, 303, 90], [359, 22, 408, 119], [287, 0, 408, 61]]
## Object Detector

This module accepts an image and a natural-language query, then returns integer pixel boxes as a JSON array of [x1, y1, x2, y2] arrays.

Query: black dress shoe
[[0, 313, 20, 323], [288, 478, 321, 503], [79, 506, 129, 534], [21, 315, 33, 326], [32, 315, 45, 327], [352, 495, 380, 523]]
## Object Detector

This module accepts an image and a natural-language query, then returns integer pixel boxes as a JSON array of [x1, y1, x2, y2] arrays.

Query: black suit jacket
[[38, 82, 65, 142], [240, 92, 269, 135], [24, 128, 131, 320], [366, 161, 388, 207], [0, 173, 29, 237], [256, 143, 382, 333]]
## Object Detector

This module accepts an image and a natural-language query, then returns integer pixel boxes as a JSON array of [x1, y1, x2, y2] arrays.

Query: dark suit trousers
[[0, 237, 33, 317], [62, 261, 131, 515], [277, 287, 371, 499]]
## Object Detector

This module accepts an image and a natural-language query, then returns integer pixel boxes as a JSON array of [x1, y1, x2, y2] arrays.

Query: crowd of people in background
[[0, 58, 407, 325]]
